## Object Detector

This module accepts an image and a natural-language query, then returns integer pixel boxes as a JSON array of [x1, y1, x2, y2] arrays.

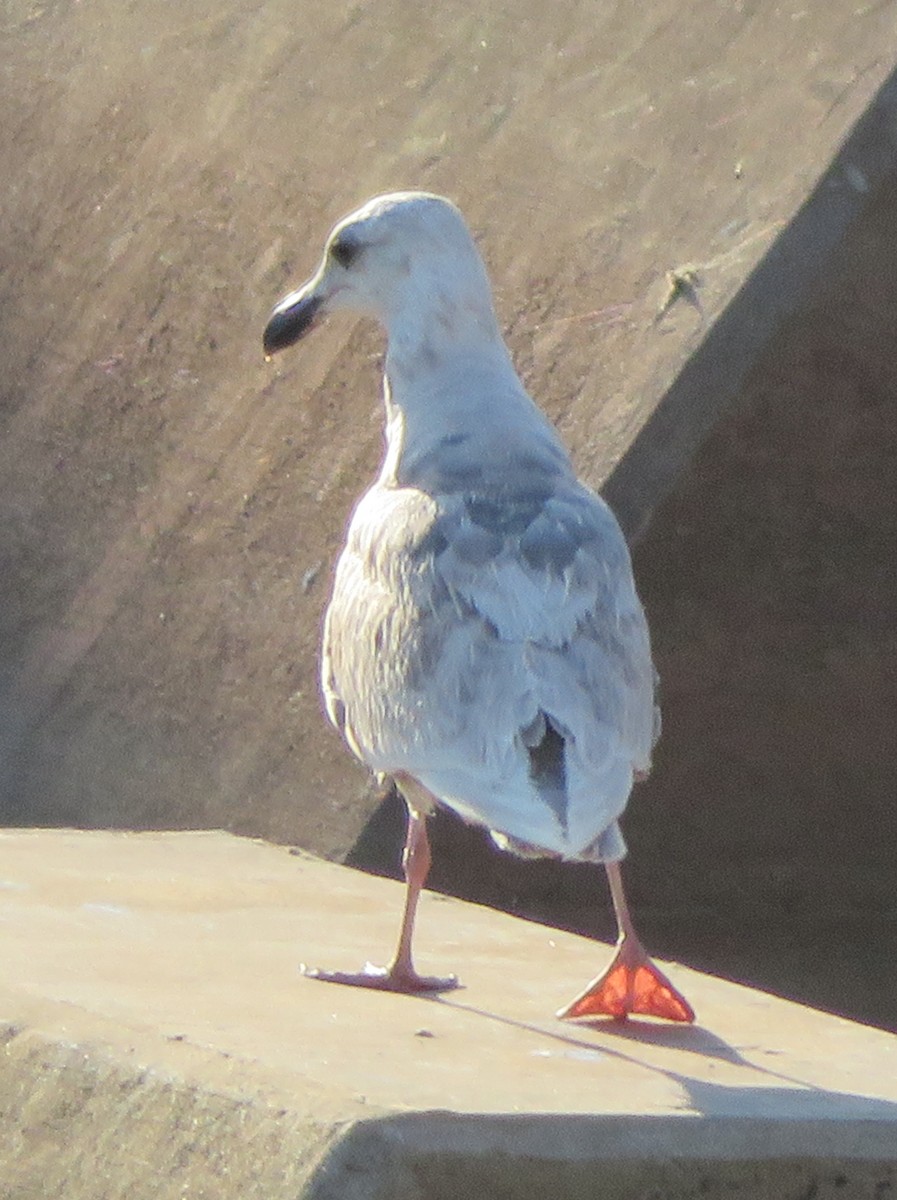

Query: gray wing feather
[[322, 478, 658, 857]]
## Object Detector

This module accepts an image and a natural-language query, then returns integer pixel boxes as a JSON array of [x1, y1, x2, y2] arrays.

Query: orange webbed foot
[[557, 939, 695, 1023]]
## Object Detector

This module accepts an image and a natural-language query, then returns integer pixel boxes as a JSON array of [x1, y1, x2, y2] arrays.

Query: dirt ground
[[1, 0, 895, 1033]]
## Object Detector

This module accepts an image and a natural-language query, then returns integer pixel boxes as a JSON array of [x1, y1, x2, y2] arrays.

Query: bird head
[[263, 192, 498, 358]]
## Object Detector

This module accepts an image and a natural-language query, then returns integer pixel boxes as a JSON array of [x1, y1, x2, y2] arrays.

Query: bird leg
[[556, 860, 695, 1022], [301, 799, 459, 994]]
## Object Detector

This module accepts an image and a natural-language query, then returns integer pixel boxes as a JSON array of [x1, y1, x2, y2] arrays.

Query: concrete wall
[[1, 0, 895, 1028]]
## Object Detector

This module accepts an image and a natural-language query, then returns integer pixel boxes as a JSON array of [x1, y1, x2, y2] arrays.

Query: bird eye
[[330, 235, 360, 269]]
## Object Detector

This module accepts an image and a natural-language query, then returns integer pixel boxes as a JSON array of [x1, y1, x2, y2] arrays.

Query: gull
[[263, 192, 694, 1022]]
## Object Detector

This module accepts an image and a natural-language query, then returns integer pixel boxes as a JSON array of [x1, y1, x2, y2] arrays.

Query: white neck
[[379, 311, 572, 494]]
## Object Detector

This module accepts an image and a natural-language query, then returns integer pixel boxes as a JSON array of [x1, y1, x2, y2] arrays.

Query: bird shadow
[[418, 991, 897, 1121]]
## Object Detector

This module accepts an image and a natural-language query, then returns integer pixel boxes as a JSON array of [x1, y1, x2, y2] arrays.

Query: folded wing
[[322, 476, 658, 858]]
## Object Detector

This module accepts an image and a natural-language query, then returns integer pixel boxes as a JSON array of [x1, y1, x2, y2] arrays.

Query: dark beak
[[263, 288, 324, 357]]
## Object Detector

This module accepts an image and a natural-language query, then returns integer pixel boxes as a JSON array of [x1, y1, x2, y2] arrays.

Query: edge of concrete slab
[[312, 1114, 897, 1200], [0, 1011, 346, 1200], [605, 65, 897, 540], [2, 1012, 895, 1200]]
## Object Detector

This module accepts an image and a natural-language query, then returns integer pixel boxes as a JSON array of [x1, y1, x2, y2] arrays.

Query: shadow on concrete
[[428, 992, 897, 1121], [346, 71, 897, 1035], [604, 65, 897, 539]]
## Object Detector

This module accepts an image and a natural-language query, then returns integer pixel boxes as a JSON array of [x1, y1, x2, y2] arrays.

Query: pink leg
[[557, 860, 695, 1022], [302, 800, 459, 994]]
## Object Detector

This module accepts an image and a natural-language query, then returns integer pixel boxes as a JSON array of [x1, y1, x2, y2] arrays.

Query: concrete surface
[[1, 0, 896, 1041], [1, 830, 895, 1198], [1, 0, 896, 845]]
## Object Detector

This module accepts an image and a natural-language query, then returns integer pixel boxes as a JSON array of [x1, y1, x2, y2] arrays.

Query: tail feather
[[525, 712, 568, 833]]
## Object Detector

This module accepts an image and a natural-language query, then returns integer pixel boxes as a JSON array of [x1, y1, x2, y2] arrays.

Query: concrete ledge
[[1, 830, 895, 1198], [313, 1116, 897, 1200], [0, 1016, 342, 1200]]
